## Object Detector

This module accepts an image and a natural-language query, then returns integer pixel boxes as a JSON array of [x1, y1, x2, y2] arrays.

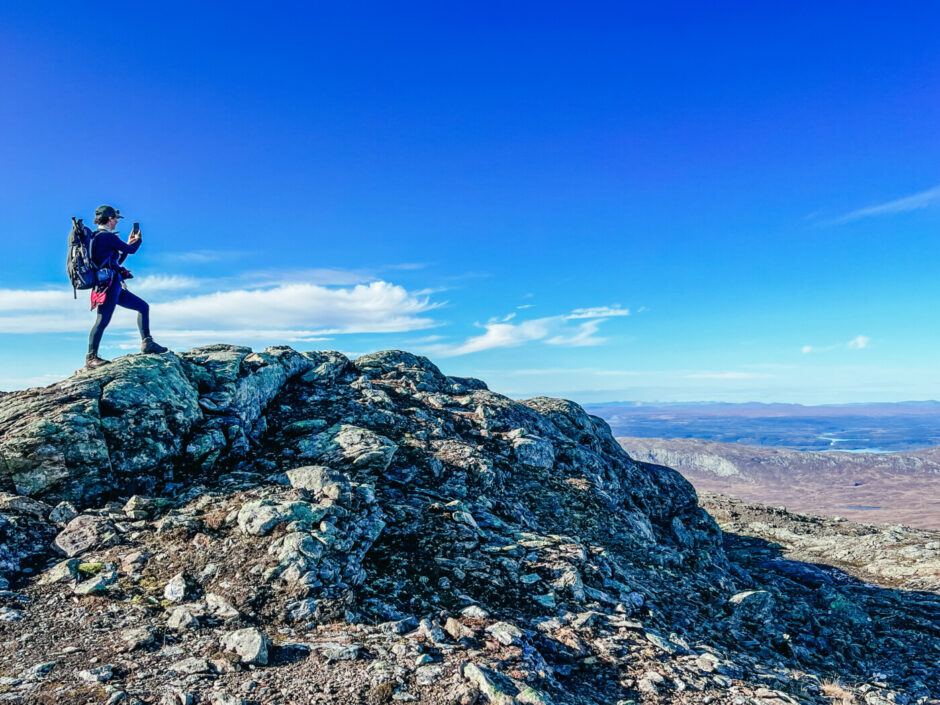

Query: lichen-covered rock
[[236, 499, 329, 536], [0, 346, 313, 507], [295, 424, 397, 474], [53, 515, 118, 557]]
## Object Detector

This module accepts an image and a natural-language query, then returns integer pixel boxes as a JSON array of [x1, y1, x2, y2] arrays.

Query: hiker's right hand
[[128, 231, 142, 244]]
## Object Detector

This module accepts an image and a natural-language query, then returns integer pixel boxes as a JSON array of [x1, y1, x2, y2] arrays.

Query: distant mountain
[[618, 436, 940, 529], [589, 401, 940, 451]]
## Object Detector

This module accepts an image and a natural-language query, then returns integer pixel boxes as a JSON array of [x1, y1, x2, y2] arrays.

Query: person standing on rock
[[84, 205, 169, 369]]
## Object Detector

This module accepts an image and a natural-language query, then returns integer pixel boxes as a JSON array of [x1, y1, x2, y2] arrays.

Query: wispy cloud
[[131, 275, 202, 292], [802, 335, 872, 354], [826, 184, 940, 225], [684, 371, 772, 380], [502, 367, 640, 377], [847, 335, 871, 349], [237, 267, 373, 288], [382, 262, 431, 271], [567, 306, 629, 320], [161, 249, 252, 264], [426, 306, 629, 357]]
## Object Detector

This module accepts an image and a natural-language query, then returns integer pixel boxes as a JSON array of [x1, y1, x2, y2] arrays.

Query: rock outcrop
[[0, 346, 937, 704]]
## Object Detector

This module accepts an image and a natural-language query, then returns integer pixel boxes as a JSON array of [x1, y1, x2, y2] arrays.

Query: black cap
[[95, 205, 124, 220]]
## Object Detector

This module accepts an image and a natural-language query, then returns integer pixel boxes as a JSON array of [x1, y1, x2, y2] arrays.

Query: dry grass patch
[[821, 679, 856, 705]]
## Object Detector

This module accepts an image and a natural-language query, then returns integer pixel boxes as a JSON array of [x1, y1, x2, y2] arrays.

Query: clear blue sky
[[1, 2, 938, 402]]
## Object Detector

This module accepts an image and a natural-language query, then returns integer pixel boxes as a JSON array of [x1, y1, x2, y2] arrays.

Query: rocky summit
[[0, 345, 937, 705]]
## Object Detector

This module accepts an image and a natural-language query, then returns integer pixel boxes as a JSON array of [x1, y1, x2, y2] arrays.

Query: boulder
[[54, 515, 118, 557], [223, 627, 270, 665]]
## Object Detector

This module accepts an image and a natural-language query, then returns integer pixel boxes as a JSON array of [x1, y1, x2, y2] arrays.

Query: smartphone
[[132, 222, 140, 234]]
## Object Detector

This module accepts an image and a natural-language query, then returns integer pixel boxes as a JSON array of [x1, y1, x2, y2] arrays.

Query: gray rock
[[638, 670, 665, 693], [38, 558, 80, 585], [163, 572, 189, 603], [287, 598, 319, 622], [462, 662, 515, 705], [73, 568, 117, 595], [121, 627, 157, 651], [295, 424, 397, 473], [19, 661, 56, 680], [512, 435, 555, 469], [236, 499, 328, 536], [0, 607, 23, 621], [415, 664, 445, 685], [54, 515, 118, 557], [460, 605, 490, 619], [727, 590, 774, 624], [286, 465, 331, 491], [49, 501, 78, 524], [0, 493, 52, 519], [318, 643, 362, 661], [77, 664, 113, 682], [485, 621, 524, 645], [167, 607, 200, 630], [123, 495, 157, 519], [209, 694, 246, 705], [223, 627, 270, 665], [205, 593, 239, 618]]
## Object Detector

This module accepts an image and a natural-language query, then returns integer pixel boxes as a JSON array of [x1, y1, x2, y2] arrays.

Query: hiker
[[85, 205, 168, 369]]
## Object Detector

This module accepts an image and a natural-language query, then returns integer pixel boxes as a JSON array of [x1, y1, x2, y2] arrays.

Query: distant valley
[[588, 400, 940, 452], [585, 401, 940, 528], [619, 436, 940, 529]]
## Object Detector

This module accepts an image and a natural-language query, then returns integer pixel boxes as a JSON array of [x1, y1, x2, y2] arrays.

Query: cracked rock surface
[[0, 345, 937, 704]]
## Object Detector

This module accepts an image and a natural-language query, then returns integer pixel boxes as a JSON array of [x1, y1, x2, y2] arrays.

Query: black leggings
[[88, 284, 151, 355]]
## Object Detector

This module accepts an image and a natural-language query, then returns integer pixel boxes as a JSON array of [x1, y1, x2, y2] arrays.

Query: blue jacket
[[91, 229, 141, 269]]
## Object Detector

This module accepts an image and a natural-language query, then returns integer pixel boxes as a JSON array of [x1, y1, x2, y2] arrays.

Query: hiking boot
[[141, 337, 169, 354], [85, 353, 110, 369]]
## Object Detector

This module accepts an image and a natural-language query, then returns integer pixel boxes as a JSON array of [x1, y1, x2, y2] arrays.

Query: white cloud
[[802, 336, 872, 354], [427, 305, 627, 357], [437, 318, 553, 356], [0, 289, 73, 311], [152, 282, 439, 335], [827, 184, 940, 225], [0, 280, 440, 339]]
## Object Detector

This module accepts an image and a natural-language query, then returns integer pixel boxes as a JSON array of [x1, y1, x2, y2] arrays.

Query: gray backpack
[[66, 217, 110, 298]]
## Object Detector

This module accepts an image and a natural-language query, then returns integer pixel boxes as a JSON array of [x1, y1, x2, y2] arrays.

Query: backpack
[[66, 217, 111, 298]]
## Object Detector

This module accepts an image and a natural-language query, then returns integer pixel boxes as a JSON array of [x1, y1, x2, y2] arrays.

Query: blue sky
[[1, 2, 939, 403]]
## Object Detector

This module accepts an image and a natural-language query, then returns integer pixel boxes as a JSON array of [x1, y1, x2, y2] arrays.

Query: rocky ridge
[[0, 345, 937, 704]]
